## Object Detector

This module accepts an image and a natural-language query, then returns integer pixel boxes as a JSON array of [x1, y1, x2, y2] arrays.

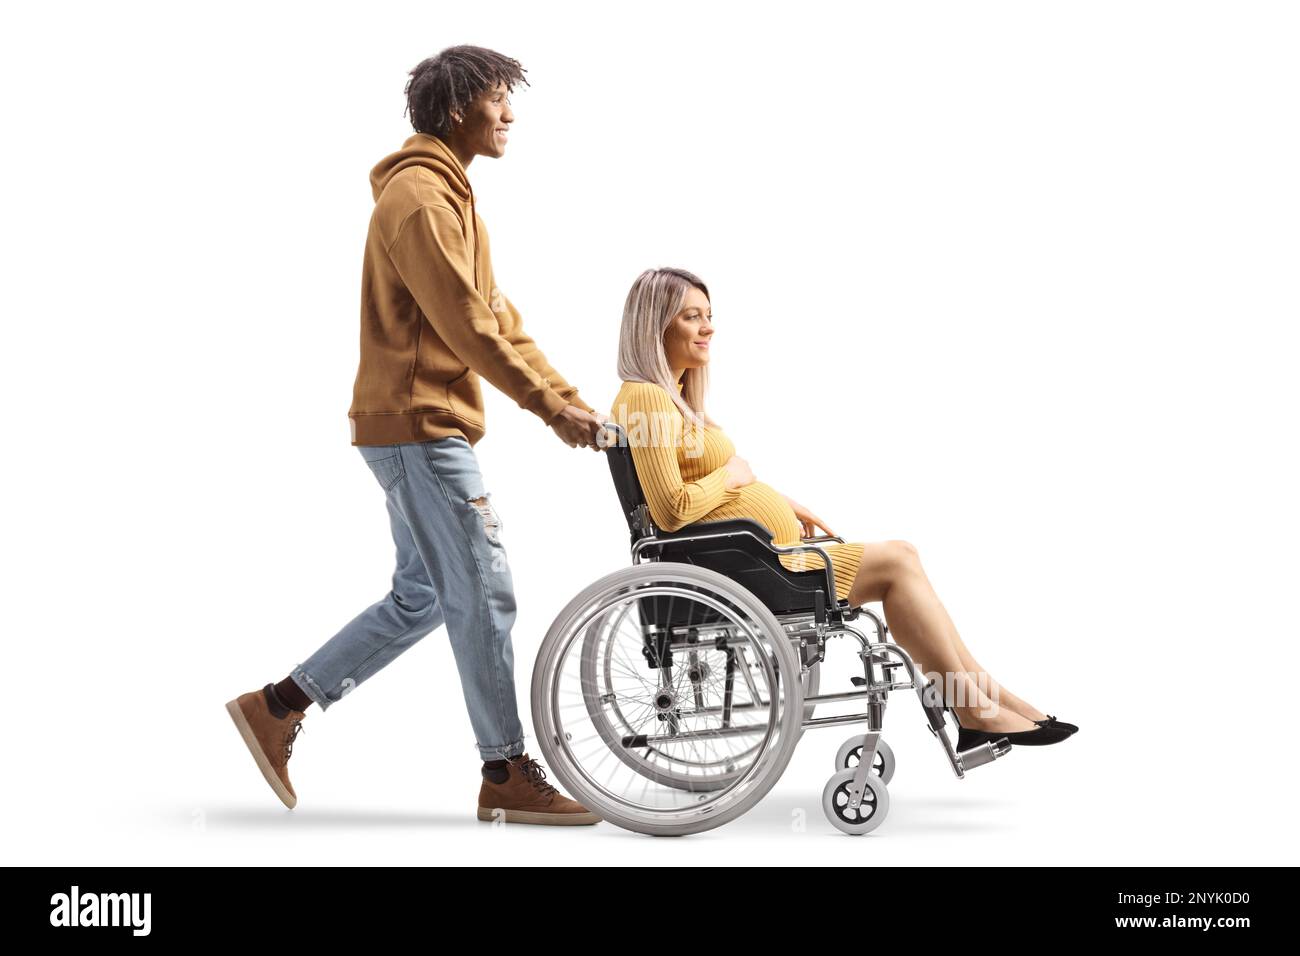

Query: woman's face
[[663, 286, 713, 375]]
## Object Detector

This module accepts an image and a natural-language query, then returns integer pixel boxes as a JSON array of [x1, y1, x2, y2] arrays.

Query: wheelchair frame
[[629, 511, 1011, 773], [533, 421, 1012, 835]]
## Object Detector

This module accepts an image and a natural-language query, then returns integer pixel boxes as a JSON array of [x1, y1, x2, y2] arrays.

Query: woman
[[609, 267, 1077, 749]]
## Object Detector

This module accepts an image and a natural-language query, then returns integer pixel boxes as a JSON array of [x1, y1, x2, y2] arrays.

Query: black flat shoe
[[1033, 714, 1079, 734], [946, 707, 1075, 745], [956, 722, 1073, 748]]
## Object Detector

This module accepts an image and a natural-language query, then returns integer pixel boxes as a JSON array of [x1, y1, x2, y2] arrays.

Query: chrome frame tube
[[622, 722, 774, 746]]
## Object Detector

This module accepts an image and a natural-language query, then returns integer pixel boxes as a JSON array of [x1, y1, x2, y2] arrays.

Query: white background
[[3, 0, 1297, 865]]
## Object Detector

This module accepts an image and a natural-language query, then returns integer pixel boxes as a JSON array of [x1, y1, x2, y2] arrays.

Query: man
[[226, 45, 606, 826]]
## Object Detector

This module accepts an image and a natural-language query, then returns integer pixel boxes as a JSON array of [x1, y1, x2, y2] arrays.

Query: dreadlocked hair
[[403, 45, 529, 137]]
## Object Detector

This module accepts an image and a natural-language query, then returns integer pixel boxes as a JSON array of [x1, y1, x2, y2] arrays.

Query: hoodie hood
[[369, 132, 472, 203]]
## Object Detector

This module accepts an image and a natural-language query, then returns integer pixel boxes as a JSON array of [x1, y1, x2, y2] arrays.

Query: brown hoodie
[[348, 132, 594, 446]]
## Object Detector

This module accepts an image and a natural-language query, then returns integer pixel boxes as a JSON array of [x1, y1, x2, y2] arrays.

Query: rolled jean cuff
[[290, 665, 333, 712], [478, 736, 526, 762]]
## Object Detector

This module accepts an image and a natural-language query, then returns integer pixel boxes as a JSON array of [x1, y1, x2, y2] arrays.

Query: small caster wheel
[[834, 737, 896, 784], [822, 768, 890, 835]]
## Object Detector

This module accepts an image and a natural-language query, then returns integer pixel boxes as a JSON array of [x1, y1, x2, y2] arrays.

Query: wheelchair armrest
[[654, 518, 775, 544], [801, 534, 845, 545], [633, 517, 848, 621]]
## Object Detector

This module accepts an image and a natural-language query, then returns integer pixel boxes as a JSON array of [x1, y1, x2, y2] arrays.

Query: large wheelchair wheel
[[569, 601, 818, 794], [576, 600, 749, 792], [532, 563, 804, 836]]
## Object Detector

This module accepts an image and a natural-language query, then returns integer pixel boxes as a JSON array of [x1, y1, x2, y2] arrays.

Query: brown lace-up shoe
[[225, 683, 307, 809], [477, 753, 601, 826]]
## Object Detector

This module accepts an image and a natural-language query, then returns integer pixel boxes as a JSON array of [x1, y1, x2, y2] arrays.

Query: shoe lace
[[283, 719, 305, 761], [512, 756, 558, 797]]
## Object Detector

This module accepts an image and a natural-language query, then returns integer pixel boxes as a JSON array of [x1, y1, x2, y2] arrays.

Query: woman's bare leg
[[845, 541, 1039, 733], [904, 555, 1051, 723]]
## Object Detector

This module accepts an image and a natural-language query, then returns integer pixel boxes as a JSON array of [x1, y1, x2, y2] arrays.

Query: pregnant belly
[[712, 480, 803, 544]]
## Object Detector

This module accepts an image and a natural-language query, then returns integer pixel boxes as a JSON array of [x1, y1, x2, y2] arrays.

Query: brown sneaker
[[225, 683, 307, 809], [477, 753, 601, 826]]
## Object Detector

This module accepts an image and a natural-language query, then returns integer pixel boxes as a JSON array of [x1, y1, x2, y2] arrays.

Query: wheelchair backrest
[[600, 421, 652, 538]]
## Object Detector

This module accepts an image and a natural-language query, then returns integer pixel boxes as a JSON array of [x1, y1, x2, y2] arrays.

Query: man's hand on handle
[[550, 404, 609, 451]]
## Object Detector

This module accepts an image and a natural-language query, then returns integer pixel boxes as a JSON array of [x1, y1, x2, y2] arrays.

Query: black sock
[[482, 753, 523, 783], [274, 676, 313, 712], [262, 684, 290, 719]]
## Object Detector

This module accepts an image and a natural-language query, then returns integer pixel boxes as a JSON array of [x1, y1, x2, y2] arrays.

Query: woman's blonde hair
[[616, 267, 720, 431]]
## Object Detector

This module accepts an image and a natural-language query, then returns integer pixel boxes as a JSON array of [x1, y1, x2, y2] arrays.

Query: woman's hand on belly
[[730, 481, 805, 543], [780, 493, 837, 539], [723, 454, 754, 490]]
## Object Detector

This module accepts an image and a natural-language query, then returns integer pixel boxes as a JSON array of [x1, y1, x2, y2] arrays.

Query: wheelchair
[[530, 422, 1013, 836]]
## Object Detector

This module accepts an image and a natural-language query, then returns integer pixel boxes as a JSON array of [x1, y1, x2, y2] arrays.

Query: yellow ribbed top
[[611, 380, 865, 602]]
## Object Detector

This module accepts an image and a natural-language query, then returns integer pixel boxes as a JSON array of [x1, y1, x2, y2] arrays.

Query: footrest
[[957, 737, 1012, 771]]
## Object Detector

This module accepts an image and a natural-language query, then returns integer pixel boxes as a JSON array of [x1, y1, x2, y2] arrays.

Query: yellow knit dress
[[612, 380, 866, 603]]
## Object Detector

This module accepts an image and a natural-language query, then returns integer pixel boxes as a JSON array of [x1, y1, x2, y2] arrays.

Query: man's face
[[455, 82, 514, 159]]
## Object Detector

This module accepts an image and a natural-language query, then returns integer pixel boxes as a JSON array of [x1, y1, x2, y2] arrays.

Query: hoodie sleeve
[[387, 203, 571, 426], [498, 290, 596, 416], [618, 383, 741, 532]]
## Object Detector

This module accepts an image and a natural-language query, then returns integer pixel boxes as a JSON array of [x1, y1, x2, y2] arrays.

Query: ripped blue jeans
[[289, 436, 525, 761]]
